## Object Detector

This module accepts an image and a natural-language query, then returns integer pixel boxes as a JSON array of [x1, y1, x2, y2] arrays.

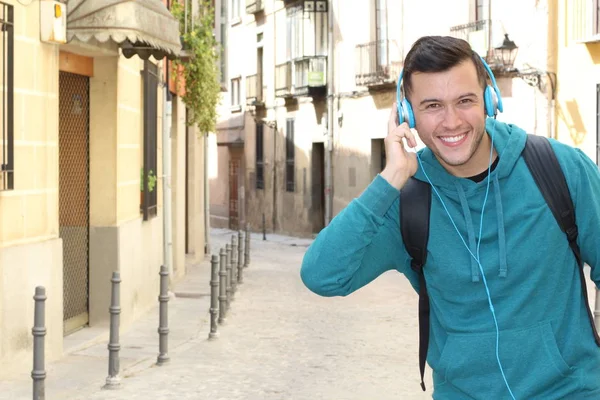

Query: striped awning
[[67, 0, 182, 60]]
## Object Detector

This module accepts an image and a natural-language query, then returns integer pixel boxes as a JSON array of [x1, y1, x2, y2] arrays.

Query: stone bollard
[[32, 286, 46, 400], [237, 231, 244, 284], [231, 235, 238, 295], [218, 248, 227, 324], [104, 272, 121, 389], [157, 265, 170, 365], [225, 243, 232, 310], [209, 255, 219, 340], [244, 223, 250, 268]]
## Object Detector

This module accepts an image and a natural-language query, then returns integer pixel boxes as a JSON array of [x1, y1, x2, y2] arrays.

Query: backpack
[[399, 134, 600, 391]]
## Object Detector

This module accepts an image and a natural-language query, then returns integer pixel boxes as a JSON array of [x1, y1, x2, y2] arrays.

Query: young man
[[300, 36, 600, 399]]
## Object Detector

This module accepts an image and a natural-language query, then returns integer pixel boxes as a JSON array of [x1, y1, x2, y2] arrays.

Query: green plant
[[171, 0, 221, 135], [140, 168, 158, 193]]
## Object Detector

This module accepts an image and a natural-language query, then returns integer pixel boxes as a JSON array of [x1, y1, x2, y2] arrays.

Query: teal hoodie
[[301, 119, 600, 399]]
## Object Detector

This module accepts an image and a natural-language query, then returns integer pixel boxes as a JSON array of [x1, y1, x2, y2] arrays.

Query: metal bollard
[[237, 231, 244, 284], [218, 248, 227, 324], [209, 255, 219, 340], [157, 265, 170, 365], [104, 272, 121, 389], [225, 243, 232, 309], [231, 235, 238, 295], [32, 286, 46, 400], [244, 223, 250, 268]]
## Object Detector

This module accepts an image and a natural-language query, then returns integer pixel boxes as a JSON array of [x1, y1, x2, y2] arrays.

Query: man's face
[[409, 60, 491, 177]]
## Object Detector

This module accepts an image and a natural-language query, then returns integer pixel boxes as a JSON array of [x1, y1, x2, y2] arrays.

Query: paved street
[[0, 228, 432, 400]]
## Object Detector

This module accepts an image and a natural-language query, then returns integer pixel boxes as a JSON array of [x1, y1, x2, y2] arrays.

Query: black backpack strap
[[523, 134, 600, 347], [400, 177, 432, 391]]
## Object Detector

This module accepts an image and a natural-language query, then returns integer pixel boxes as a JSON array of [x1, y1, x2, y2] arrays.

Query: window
[[0, 1, 13, 191], [220, 0, 228, 85], [475, 0, 485, 21], [286, 0, 328, 61], [231, 77, 241, 109], [286, 119, 295, 192], [595, 0, 600, 35], [141, 60, 159, 220], [231, 0, 241, 21], [256, 122, 264, 189], [375, 0, 389, 68]]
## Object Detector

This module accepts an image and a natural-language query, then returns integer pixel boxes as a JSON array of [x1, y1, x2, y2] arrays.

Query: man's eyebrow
[[418, 93, 478, 106]]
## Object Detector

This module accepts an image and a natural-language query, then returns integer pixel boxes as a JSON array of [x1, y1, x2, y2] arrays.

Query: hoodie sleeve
[[571, 148, 600, 289], [300, 174, 414, 297]]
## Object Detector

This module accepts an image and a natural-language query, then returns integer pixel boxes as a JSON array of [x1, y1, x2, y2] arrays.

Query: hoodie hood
[[411, 118, 527, 282]]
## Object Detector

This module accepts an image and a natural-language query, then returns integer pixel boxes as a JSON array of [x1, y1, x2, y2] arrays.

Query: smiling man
[[300, 36, 600, 399]]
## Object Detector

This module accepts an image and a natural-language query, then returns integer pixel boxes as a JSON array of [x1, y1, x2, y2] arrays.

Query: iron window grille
[[285, 119, 295, 192], [141, 60, 159, 220], [0, 1, 13, 191], [256, 122, 264, 189]]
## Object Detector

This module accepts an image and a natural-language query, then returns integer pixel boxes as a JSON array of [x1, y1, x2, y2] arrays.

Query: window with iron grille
[[141, 60, 159, 220], [286, 119, 295, 192], [256, 122, 264, 189], [0, 2, 13, 191]]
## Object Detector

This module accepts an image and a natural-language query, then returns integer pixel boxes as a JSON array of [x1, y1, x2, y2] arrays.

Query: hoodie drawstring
[[455, 182, 480, 283], [493, 175, 508, 278]]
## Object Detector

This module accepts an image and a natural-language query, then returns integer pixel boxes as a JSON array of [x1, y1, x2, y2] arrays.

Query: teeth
[[440, 134, 466, 143]]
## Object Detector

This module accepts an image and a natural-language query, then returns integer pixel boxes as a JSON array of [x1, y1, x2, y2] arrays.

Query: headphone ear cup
[[483, 85, 497, 117], [402, 99, 416, 129], [397, 101, 405, 125]]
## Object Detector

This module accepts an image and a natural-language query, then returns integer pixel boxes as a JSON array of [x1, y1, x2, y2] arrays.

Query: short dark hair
[[402, 36, 488, 98]]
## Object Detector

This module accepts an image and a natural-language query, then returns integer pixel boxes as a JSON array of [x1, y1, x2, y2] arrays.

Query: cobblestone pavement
[[1, 228, 432, 400]]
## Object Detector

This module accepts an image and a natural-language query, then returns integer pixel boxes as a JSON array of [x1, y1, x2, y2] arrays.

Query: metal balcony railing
[[246, 0, 264, 14], [275, 56, 327, 98], [246, 73, 264, 106], [449, 19, 501, 65], [275, 62, 292, 97], [355, 40, 402, 87]]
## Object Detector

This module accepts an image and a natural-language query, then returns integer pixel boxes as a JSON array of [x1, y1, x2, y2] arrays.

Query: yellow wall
[[0, 1, 59, 247], [556, 0, 600, 159]]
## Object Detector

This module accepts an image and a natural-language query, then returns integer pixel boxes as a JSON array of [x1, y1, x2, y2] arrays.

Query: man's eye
[[426, 103, 440, 109], [459, 98, 473, 104]]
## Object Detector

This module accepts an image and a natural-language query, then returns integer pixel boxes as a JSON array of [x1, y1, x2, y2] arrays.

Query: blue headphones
[[396, 56, 504, 128]]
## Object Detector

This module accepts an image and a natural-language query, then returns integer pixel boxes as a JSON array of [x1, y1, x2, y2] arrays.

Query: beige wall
[[172, 96, 187, 278], [0, 0, 63, 373], [210, 144, 231, 228]]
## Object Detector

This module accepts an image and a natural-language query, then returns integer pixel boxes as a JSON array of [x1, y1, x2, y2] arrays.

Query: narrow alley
[[0, 229, 431, 400]]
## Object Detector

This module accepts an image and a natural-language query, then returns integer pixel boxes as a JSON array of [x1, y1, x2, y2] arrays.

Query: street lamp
[[494, 34, 519, 71]]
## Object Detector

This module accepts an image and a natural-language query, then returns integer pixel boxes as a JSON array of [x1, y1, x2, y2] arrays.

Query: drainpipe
[[204, 131, 211, 255], [325, 0, 334, 226], [163, 70, 174, 280]]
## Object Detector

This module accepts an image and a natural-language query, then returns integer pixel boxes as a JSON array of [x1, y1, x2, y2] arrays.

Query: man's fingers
[[388, 103, 399, 133], [390, 124, 417, 149]]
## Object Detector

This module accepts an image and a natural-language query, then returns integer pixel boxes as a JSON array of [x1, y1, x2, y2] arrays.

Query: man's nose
[[441, 106, 462, 130]]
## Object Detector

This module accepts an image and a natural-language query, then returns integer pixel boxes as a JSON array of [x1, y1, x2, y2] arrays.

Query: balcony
[[275, 56, 327, 98], [246, 0, 264, 14], [246, 73, 265, 107], [275, 62, 292, 97], [450, 19, 503, 68], [355, 40, 402, 88]]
